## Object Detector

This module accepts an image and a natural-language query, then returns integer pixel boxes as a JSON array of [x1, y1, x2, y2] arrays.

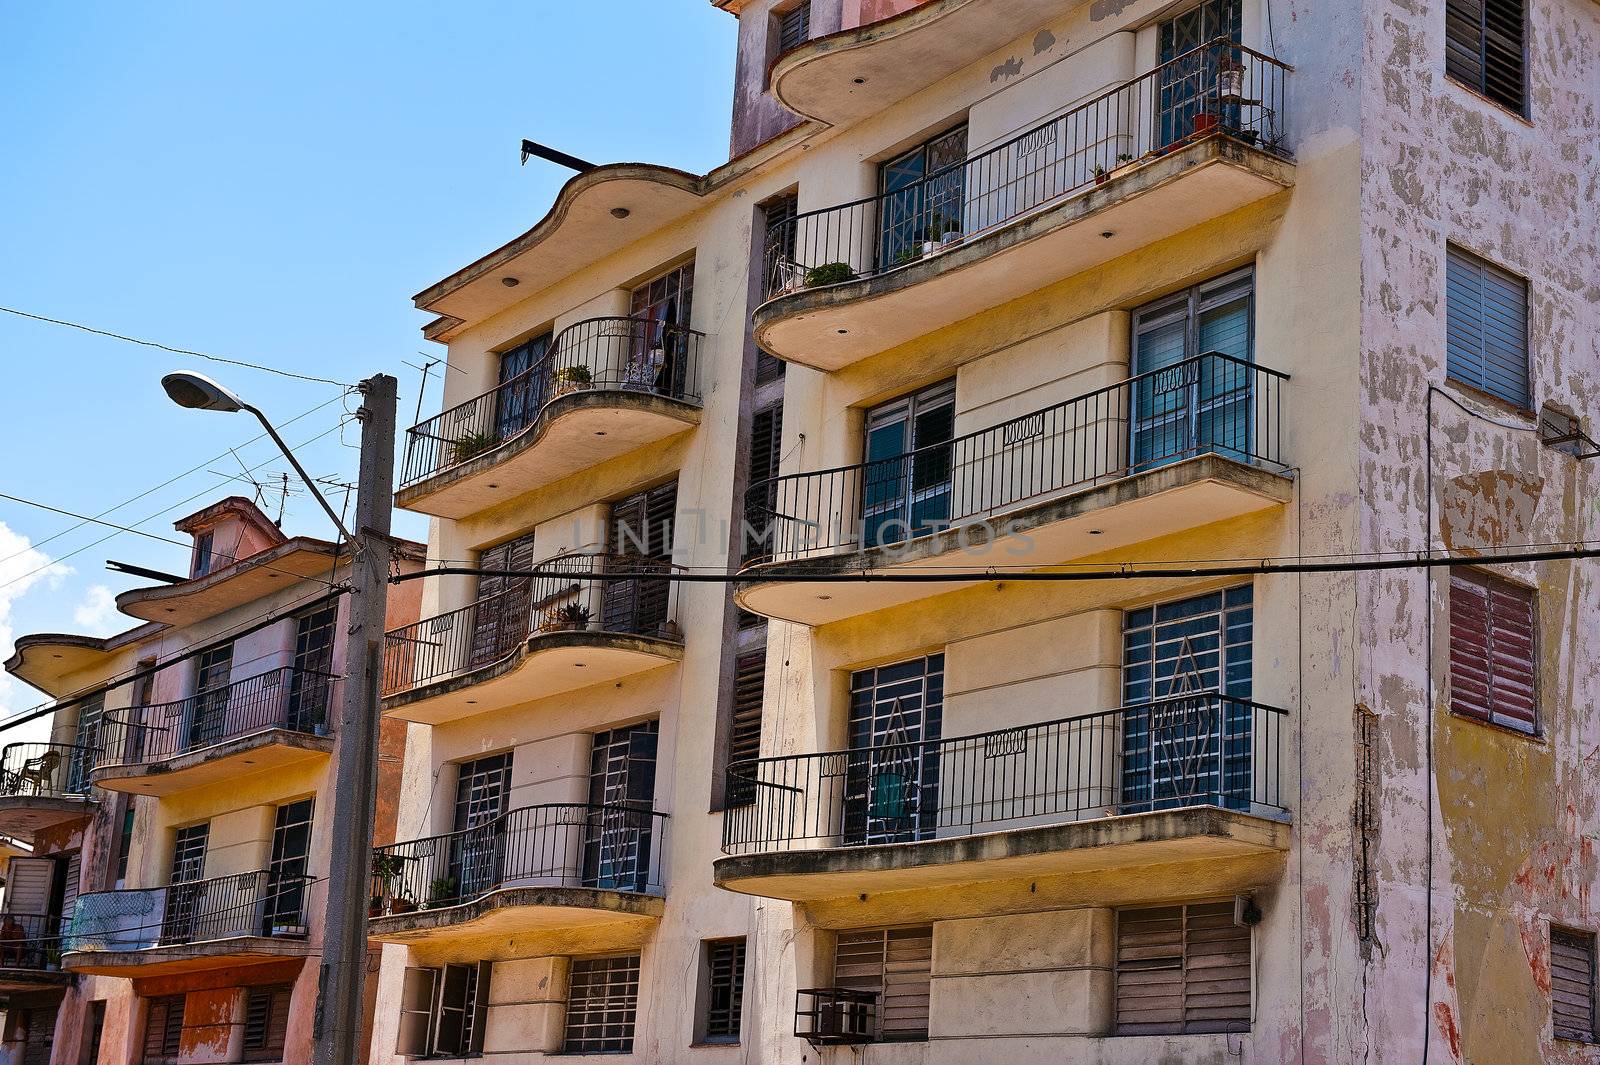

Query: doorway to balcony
[[862, 381, 955, 549]]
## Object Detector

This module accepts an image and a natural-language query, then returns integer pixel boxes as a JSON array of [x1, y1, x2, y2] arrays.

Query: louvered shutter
[[1117, 902, 1251, 1035], [1552, 929, 1596, 1042], [834, 927, 932, 1041], [242, 985, 292, 1062], [778, 3, 811, 52], [396, 967, 439, 1056], [58, 852, 81, 922], [743, 403, 784, 566], [434, 963, 472, 1055], [726, 651, 766, 807], [142, 996, 185, 1065], [21, 1002, 56, 1065], [605, 482, 676, 633], [1446, 245, 1530, 408], [4, 858, 56, 919], [471, 532, 537, 665], [1445, 0, 1525, 114], [1450, 571, 1538, 733]]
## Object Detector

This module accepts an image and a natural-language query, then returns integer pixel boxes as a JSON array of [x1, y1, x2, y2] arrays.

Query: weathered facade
[[379, 0, 1600, 1063], [0, 497, 422, 1065]]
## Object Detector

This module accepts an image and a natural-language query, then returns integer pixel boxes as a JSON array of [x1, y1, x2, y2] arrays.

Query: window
[[471, 530, 538, 665], [77, 1001, 105, 1065], [1445, 0, 1526, 113], [142, 995, 185, 1065], [832, 927, 933, 1042], [451, 753, 512, 901], [1446, 245, 1530, 408], [289, 603, 337, 728], [605, 481, 677, 635], [630, 262, 694, 331], [395, 963, 493, 1057], [724, 650, 766, 807], [191, 643, 234, 747], [1450, 570, 1538, 734], [700, 938, 747, 1043], [878, 126, 967, 271], [266, 799, 313, 932], [862, 381, 956, 547], [1552, 928, 1597, 1042], [114, 805, 136, 887], [564, 955, 641, 1054], [192, 531, 214, 577], [68, 694, 104, 793], [170, 823, 209, 884], [742, 401, 784, 565], [496, 330, 554, 439], [777, 2, 810, 53], [762, 191, 801, 308], [1115, 901, 1251, 1034], [846, 655, 945, 846], [585, 724, 659, 892], [242, 985, 292, 1062]]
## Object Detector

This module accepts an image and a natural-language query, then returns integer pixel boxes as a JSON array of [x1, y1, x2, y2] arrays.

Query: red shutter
[[1450, 571, 1538, 733]]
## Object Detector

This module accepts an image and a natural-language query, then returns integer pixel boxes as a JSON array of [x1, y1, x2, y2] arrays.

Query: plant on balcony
[[449, 430, 500, 465], [369, 895, 385, 919], [1094, 165, 1108, 186], [920, 213, 962, 254], [388, 893, 417, 915], [426, 876, 459, 909], [804, 262, 856, 287], [1111, 152, 1138, 181], [551, 364, 593, 397], [371, 852, 404, 897], [893, 247, 923, 267], [544, 602, 592, 633]]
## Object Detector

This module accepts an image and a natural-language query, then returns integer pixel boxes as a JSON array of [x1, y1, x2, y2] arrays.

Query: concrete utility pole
[[312, 373, 397, 1065]]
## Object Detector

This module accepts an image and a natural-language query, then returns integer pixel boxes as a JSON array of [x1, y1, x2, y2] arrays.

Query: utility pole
[[312, 373, 397, 1065]]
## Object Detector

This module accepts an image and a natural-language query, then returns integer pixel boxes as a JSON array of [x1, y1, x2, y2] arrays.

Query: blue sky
[[0, 2, 738, 720]]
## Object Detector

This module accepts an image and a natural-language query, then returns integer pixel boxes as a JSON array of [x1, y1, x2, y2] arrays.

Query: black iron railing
[[401, 316, 705, 489], [370, 803, 668, 916], [66, 870, 313, 953], [763, 40, 1290, 297], [382, 552, 678, 698], [0, 743, 101, 799], [94, 667, 337, 772], [722, 693, 1286, 855], [743, 352, 1287, 565], [0, 913, 64, 971]]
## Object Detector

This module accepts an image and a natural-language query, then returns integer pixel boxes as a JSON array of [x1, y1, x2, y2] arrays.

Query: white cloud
[[72, 584, 120, 637], [0, 520, 73, 717]]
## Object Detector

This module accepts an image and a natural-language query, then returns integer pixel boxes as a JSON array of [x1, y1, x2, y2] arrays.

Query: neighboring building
[[379, 0, 1600, 1061], [0, 497, 422, 1065]]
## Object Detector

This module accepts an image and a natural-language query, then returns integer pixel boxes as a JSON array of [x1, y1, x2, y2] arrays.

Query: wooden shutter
[[605, 482, 676, 633], [834, 926, 932, 1041], [142, 996, 185, 1065], [778, 2, 811, 52], [472, 531, 537, 664], [703, 939, 747, 1041], [1450, 571, 1538, 733], [1446, 245, 1530, 408], [1116, 902, 1251, 1035], [242, 985, 292, 1062], [434, 963, 472, 1055], [469, 961, 493, 1054], [396, 967, 439, 1056], [1552, 929, 1597, 1042], [726, 650, 766, 807], [1445, 0, 1525, 114], [4, 858, 56, 918], [59, 852, 81, 922]]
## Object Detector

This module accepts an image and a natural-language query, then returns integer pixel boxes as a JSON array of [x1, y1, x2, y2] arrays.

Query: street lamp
[[162, 369, 398, 1065]]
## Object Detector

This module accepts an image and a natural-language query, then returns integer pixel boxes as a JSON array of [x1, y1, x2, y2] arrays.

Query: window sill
[[1443, 75, 1533, 127], [1447, 710, 1545, 744], [1441, 378, 1537, 423], [690, 1040, 743, 1048]]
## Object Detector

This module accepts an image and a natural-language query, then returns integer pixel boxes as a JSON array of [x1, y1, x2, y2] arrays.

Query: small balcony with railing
[[90, 667, 337, 796], [738, 353, 1292, 625], [382, 552, 684, 726], [716, 693, 1291, 912], [62, 869, 313, 977], [0, 743, 99, 837], [758, 41, 1293, 368], [397, 317, 704, 518], [367, 803, 667, 950], [0, 913, 69, 992]]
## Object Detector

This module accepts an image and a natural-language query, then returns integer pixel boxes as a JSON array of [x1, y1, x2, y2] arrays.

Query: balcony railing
[[744, 352, 1287, 565], [401, 316, 706, 489], [93, 667, 336, 772], [763, 40, 1289, 298], [370, 803, 668, 916], [722, 693, 1287, 855], [382, 551, 678, 698], [65, 870, 313, 953], [0, 743, 101, 799], [0, 913, 64, 972]]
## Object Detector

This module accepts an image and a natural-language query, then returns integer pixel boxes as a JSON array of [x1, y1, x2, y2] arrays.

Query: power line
[[0, 304, 348, 386]]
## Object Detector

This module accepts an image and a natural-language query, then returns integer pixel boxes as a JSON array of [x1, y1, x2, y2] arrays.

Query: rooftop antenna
[[276, 472, 291, 526]]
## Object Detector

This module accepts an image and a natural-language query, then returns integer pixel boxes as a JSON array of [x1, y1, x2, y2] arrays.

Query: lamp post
[[162, 371, 397, 1065]]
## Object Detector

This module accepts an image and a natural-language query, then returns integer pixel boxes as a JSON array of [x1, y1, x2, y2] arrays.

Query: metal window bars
[[93, 667, 338, 772], [381, 552, 680, 698], [0, 742, 103, 799], [743, 352, 1287, 565], [65, 869, 313, 953], [762, 39, 1290, 298], [400, 316, 706, 489], [369, 803, 669, 917], [721, 693, 1287, 855]]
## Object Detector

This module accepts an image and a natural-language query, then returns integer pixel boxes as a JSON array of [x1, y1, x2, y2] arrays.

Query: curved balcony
[[382, 552, 684, 725], [757, 42, 1293, 368], [368, 803, 666, 951], [738, 353, 1292, 625], [716, 694, 1291, 921], [397, 317, 704, 518], [0, 913, 69, 992], [63, 869, 313, 977], [91, 667, 337, 796], [0, 743, 98, 837]]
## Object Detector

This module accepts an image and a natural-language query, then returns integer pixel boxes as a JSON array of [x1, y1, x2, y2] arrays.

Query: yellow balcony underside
[[367, 887, 663, 956], [90, 730, 333, 797]]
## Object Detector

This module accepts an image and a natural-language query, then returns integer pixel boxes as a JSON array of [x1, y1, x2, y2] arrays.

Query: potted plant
[[804, 262, 856, 287], [1093, 165, 1108, 186], [1110, 152, 1138, 180], [426, 876, 459, 909], [388, 893, 417, 915], [921, 214, 961, 254], [449, 430, 499, 465], [551, 364, 593, 396], [368, 895, 385, 919], [545, 602, 591, 632], [894, 246, 923, 267]]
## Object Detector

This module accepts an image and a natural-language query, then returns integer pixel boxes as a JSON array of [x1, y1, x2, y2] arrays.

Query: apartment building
[[0, 497, 423, 1065], [374, 0, 1599, 1062]]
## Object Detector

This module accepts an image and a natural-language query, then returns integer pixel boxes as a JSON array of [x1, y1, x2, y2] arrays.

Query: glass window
[[845, 655, 945, 846], [564, 955, 641, 1054], [861, 381, 956, 547], [878, 126, 967, 271]]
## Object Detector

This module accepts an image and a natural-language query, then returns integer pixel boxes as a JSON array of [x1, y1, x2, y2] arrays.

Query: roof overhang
[[114, 537, 346, 625], [5, 625, 160, 699]]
